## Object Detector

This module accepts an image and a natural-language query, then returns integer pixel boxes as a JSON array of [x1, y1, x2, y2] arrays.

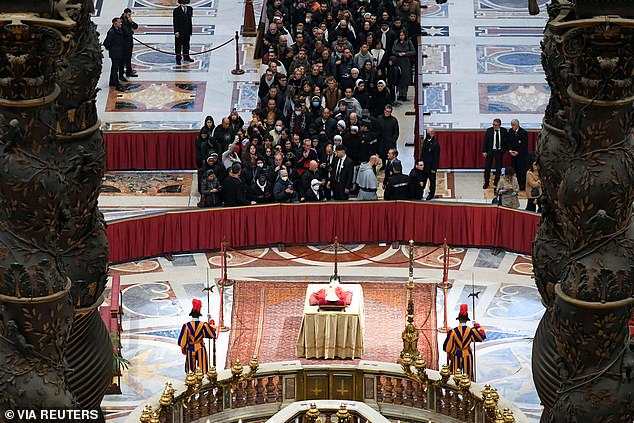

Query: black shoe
[[119, 76, 128, 82], [426, 195, 434, 201], [184, 57, 195, 62], [115, 84, 125, 92], [126, 72, 138, 77], [483, 183, 489, 189], [176, 59, 181, 65]]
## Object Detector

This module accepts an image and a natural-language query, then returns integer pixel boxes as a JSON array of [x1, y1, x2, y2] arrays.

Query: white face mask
[[295, 110, 302, 116], [257, 163, 264, 168], [275, 125, 282, 132], [281, 176, 288, 181]]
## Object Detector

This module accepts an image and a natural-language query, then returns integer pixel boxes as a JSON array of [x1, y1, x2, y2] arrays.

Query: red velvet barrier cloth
[[104, 131, 198, 170], [103, 130, 538, 171], [106, 202, 540, 263], [415, 130, 540, 169]]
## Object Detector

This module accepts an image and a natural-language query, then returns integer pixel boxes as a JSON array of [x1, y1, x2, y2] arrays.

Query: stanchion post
[[231, 31, 245, 75], [242, 0, 257, 37], [218, 240, 230, 332], [437, 239, 453, 333]]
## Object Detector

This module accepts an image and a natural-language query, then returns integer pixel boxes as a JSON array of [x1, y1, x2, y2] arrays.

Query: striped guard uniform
[[442, 323, 486, 380], [178, 319, 217, 373]]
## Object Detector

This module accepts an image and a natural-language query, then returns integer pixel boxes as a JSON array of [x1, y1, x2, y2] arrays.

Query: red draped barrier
[[103, 130, 539, 171], [104, 131, 198, 170], [106, 202, 540, 263], [431, 130, 540, 169]]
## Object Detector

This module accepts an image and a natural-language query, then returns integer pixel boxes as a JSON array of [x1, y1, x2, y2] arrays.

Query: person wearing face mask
[[195, 127, 211, 192], [355, 155, 379, 200], [249, 174, 274, 204], [299, 159, 322, 200], [273, 169, 297, 202], [304, 178, 326, 202]]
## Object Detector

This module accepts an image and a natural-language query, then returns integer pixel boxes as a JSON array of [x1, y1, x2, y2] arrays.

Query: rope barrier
[[131, 36, 235, 56], [225, 243, 334, 261], [338, 243, 444, 265]]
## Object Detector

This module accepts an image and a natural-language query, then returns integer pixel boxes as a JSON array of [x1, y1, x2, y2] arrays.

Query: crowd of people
[[194, 112, 439, 207], [194, 0, 434, 207]]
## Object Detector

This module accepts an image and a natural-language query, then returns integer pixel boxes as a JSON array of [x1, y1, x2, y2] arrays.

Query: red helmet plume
[[192, 299, 202, 313], [457, 303, 470, 321]]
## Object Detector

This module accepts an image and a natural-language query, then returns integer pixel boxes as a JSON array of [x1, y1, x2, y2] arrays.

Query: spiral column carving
[[0, 0, 111, 417], [532, 1, 634, 421]]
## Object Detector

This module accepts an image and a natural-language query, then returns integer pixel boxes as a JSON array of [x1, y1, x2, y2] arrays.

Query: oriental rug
[[226, 281, 438, 369]]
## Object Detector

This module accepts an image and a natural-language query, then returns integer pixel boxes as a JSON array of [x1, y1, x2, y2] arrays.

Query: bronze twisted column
[[532, 1, 634, 421], [0, 1, 111, 417]]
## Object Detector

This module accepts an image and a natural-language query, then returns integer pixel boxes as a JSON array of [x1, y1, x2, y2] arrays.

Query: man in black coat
[[375, 105, 399, 161], [384, 163, 411, 200], [103, 17, 126, 91], [420, 127, 441, 200], [481, 118, 508, 189], [212, 118, 235, 154], [121, 8, 139, 77], [331, 145, 354, 200], [508, 119, 529, 191], [222, 164, 255, 207], [173, 0, 194, 65]]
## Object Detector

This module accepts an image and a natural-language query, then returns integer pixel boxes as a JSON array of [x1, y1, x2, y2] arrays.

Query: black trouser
[[175, 35, 191, 62], [422, 171, 437, 198], [512, 155, 527, 190], [109, 57, 123, 86], [484, 150, 503, 186], [526, 197, 541, 212], [332, 182, 349, 200], [124, 38, 134, 74]]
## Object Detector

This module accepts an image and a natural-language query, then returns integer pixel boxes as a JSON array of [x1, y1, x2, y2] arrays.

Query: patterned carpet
[[226, 281, 438, 369]]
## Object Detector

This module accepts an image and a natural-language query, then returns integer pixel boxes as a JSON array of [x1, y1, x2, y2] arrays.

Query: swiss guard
[[178, 299, 217, 373], [442, 304, 486, 380]]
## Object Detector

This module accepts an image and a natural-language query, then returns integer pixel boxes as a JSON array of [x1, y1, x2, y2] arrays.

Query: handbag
[[530, 188, 540, 197]]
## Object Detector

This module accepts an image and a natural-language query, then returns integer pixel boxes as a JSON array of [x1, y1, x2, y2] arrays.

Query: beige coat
[[497, 176, 520, 209], [526, 170, 542, 199]]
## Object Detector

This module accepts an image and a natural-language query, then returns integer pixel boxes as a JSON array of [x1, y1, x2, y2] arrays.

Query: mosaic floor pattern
[[421, 0, 548, 128], [102, 246, 542, 421]]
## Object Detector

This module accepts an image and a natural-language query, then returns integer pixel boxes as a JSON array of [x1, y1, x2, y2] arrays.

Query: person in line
[[420, 127, 440, 200], [199, 170, 221, 207], [376, 105, 399, 161], [409, 159, 426, 200], [443, 304, 486, 381], [103, 17, 126, 91], [384, 162, 410, 200], [178, 299, 217, 374], [304, 179, 326, 202], [508, 119, 529, 191], [355, 155, 379, 200], [497, 167, 520, 209], [173, 0, 194, 65], [482, 118, 508, 189], [273, 169, 296, 202], [331, 144, 354, 200], [526, 161, 542, 212], [222, 163, 255, 206], [249, 174, 274, 204], [120, 8, 139, 78]]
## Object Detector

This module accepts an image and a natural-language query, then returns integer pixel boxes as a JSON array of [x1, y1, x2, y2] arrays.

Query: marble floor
[[421, 0, 548, 129], [91, 0, 546, 421], [103, 245, 542, 422]]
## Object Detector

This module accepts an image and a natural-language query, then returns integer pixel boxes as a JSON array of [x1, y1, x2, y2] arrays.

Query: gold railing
[[127, 360, 527, 423]]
